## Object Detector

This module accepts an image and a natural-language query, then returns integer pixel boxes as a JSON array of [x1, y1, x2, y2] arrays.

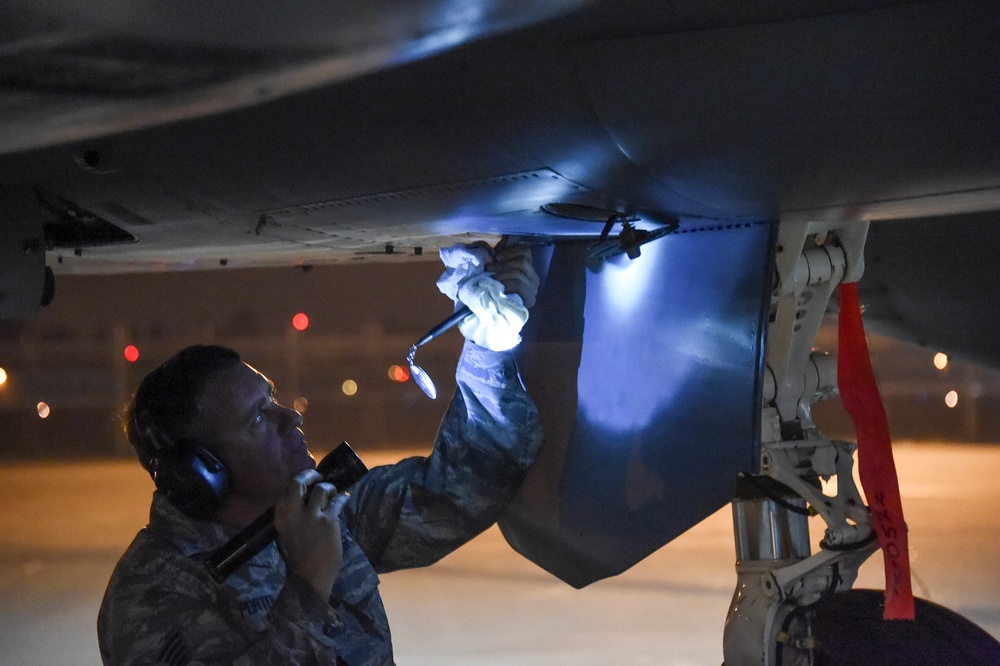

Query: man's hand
[[486, 245, 540, 309], [273, 469, 349, 600]]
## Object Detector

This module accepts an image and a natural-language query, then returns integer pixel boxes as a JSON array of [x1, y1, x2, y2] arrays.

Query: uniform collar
[[147, 490, 241, 558]]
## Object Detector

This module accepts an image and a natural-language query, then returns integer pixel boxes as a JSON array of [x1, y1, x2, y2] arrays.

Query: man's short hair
[[125, 345, 241, 473]]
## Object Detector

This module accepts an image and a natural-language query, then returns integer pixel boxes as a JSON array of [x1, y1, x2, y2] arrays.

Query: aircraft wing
[[1, 0, 995, 273]]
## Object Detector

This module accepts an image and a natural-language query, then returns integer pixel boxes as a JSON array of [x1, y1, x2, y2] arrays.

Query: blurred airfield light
[[342, 379, 358, 396], [124, 345, 140, 363], [945, 390, 959, 408], [0, 367, 7, 385], [933, 352, 948, 370], [388, 364, 410, 382], [37, 402, 51, 418], [292, 312, 310, 331], [292, 396, 309, 413]]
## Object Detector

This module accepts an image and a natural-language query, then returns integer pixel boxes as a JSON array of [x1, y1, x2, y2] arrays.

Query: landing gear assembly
[[723, 220, 1000, 665]]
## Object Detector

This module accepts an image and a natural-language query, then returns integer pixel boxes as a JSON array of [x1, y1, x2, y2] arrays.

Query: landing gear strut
[[723, 219, 1000, 664], [724, 220, 877, 665]]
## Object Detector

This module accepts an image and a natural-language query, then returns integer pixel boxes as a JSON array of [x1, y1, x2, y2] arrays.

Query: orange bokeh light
[[388, 364, 410, 382]]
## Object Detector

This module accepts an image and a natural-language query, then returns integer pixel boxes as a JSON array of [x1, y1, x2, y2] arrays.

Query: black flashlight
[[205, 442, 368, 583]]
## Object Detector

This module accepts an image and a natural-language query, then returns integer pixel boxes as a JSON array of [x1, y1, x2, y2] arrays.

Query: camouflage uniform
[[98, 343, 541, 665]]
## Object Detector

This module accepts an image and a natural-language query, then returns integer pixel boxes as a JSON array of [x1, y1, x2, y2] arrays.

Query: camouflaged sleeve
[[344, 340, 542, 572]]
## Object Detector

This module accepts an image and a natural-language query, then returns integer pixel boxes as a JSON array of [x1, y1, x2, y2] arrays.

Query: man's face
[[188, 362, 316, 506]]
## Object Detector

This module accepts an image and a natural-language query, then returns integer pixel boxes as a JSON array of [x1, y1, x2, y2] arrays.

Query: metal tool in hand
[[407, 307, 472, 400], [407, 236, 513, 399]]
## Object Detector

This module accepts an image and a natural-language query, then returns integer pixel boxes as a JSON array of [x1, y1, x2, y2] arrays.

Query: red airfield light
[[292, 312, 310, 331], [388, 364, 410, 383], [124, 345, 140, 363]]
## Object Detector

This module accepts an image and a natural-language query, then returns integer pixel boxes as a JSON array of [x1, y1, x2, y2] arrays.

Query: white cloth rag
[[436, 243, 529, 351]]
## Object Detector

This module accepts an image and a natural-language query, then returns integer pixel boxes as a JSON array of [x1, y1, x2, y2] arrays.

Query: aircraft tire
[[810, 589, 1000, 665]]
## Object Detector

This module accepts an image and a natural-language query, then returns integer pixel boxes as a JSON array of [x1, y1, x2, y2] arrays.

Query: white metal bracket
[[724, 219, 877, 665]]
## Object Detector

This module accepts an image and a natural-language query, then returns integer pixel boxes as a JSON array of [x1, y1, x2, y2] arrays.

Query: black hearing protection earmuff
[[134, 410, 231, 520]]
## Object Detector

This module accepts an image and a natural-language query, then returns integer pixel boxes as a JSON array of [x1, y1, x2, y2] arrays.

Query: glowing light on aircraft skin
[[396, 0, 486, 62], [933, 352, 948, 370], [597, 248, 658, 320], [576, 227, 765, 434], [945, 390, 959, 408], [404, 0, 538, 61], [342, 380, 358, 396], [37, 402, 50, 418]]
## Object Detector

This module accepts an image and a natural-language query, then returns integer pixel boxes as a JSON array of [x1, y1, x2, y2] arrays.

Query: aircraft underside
[[2, 0, 999, 663]]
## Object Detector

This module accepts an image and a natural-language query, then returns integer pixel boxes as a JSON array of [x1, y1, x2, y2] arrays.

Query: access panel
[[501, 220, 775, 587]]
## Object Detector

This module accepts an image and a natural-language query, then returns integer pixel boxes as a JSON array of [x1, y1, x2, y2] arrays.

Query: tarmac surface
[[1, 442, 998, 665]]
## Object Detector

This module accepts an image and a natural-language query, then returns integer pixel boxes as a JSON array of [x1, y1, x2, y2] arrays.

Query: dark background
[[0, 260, 463, 459], [2, 261, 998, 460]]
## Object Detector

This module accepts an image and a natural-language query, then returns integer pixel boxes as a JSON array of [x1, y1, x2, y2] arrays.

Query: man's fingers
[[281, 473, 347, 519], [274, 476, 345, 600], [325, 492, 351, 517], [287, 469, 322, 501], [490, 245, 531, 263], [487, 248, 539, 308], [495, 275, 536, 307], [467, 240, 494, 253], [305, 482, 336, 511]]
